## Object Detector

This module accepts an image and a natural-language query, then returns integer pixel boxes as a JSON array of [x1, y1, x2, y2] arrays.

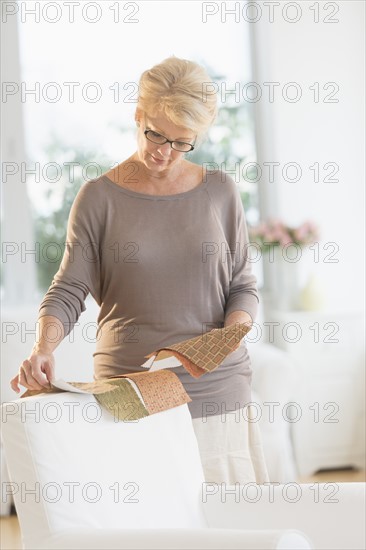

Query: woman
[[11, 56, 269, 484]]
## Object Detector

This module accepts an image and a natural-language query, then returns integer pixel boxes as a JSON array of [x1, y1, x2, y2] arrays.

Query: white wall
[[250, 0, 365, 313]]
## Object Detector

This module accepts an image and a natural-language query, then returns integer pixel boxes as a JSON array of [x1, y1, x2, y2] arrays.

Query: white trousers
[[192, 405, 270, 484]]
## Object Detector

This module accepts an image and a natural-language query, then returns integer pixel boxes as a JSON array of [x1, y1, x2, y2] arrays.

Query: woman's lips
[[150, 155, 167, 164]]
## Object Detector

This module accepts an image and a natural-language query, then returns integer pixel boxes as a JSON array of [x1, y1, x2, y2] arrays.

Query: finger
[[24, 359, 52, 389], [33, 363, 54, 388], [18, 365, 29, 388], [41, 362, 55, 383], [10, 375, 21, 393], [19, 365, 46, 391]]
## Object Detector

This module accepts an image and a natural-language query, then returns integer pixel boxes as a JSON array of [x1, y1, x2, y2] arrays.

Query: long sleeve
[[221, 176, 259, 322], [38, 181, 104, 337]]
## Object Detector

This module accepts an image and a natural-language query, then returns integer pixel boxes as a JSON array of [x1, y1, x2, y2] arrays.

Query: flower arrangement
[[248, 219, 320, 251]]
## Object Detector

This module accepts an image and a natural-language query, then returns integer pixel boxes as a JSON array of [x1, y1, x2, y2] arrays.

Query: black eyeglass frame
[[144, 129, 195, 152]]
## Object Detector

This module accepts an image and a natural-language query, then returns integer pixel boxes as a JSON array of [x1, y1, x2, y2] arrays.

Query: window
[[16, 1, 259, 290]]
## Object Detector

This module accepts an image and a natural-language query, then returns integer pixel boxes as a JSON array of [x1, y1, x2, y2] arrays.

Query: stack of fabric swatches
[[21, 322, 251, 421]]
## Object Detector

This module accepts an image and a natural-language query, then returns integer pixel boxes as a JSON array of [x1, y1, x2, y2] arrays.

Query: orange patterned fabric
[[165, 350, 206, 379], [122, 370, 191, 414]]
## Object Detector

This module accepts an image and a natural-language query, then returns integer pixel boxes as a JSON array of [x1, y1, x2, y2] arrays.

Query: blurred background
[[2, 1, 365, 311], [1, 0, 365, 535]]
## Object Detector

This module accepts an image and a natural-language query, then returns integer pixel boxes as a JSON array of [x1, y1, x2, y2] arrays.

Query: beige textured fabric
[[146, 323, 251, 378], [192, 404, 269, 484]]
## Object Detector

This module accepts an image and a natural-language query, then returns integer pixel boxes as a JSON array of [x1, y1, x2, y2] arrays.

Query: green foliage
[[189, 101, 257, 214], [32, 140, 110, 290]]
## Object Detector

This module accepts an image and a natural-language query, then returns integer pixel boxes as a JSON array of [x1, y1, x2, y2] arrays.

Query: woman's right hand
[[10, 351, 56, 394]]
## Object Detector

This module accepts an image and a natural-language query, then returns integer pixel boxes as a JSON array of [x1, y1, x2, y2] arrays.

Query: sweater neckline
[[101, 172, 210, 200]]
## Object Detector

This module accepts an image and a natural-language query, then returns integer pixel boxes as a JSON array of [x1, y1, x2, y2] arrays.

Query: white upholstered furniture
[[0, 301, 298, 522], [1, 392, 365, 550], [266, 308, 365, 477], [249, 340, 298, 482]]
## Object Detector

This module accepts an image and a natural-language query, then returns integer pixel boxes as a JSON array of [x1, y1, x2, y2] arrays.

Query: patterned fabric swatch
[[19, 325, 249, 416], [20, 371, 191, 421], [21, 379, 118, 397], [94, 378, 149, 421], [122, 370, 191, 414], [160, 350, 206, 379], [146, 322, 251, 378]]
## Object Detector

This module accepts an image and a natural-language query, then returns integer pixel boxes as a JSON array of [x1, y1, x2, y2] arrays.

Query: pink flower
[[249, 219, 320, 247]]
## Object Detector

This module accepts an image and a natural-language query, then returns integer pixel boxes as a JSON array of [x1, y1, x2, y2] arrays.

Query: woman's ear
[[135, 107, 143, 126]]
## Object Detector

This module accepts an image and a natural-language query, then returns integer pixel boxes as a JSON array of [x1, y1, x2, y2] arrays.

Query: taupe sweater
[[39, 170, 259, 418]]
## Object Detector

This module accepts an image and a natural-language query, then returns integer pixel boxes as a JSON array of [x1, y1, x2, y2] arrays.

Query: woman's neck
[[130, 152, 185, 184], [105, 156, 202, 196]]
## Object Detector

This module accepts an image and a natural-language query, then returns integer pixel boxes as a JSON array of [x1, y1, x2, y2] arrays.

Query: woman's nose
[[157, 142, 172, 157]]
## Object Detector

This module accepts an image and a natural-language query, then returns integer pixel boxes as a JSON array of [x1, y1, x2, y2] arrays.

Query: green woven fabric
[[94, 379, 149, 421]]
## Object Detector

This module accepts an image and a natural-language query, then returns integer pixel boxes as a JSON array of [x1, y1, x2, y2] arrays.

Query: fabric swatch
[[146, 322, 251, 378], [122, 370, 191, 415], [94, 378, 149, 421], [161, 350, 206, 379], [20, 371, 190, 422], [19, 324, 249, 417]]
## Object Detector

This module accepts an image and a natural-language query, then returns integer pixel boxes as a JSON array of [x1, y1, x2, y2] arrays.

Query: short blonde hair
[[136, 56, 217, 141]]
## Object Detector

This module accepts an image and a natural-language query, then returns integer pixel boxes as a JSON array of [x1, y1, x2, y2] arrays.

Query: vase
[[262, 245, 303, 311], [298, 273, 325, 311]]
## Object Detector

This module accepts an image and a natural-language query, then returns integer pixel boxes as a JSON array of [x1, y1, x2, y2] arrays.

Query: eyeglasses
[[144, 129, 195, 152]]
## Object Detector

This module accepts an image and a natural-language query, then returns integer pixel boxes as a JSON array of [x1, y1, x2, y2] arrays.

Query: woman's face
[[135, 112, 196, 174]]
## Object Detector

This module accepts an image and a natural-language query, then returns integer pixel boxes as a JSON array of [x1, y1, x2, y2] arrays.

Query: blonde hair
[[137, 56, 217, 141]]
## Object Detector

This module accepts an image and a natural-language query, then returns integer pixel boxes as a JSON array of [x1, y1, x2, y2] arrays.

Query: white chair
[[1, 392, 365, 549], [0, 299, 298, 508]]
